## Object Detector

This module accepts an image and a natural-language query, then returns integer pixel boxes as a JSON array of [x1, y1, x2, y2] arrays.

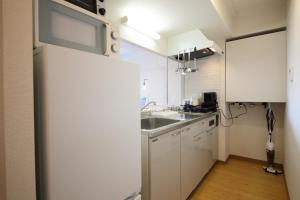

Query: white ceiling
[[108, 0, 287, 41], [226, 0, 287, 16], [109, 0, 230, 39]]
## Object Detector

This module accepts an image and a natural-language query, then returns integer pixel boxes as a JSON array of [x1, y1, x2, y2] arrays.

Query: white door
[[150, 130, 181, 200]]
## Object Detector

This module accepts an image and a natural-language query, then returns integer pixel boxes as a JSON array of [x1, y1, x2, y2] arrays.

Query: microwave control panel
[[97, 0, 106, 16]]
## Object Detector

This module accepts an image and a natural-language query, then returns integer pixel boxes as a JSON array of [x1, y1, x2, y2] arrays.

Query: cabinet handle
[[171, 131, 181, 136], [152, 138, 158, 142], [186, 127, 191, 131], [194, 137, 202, 142]]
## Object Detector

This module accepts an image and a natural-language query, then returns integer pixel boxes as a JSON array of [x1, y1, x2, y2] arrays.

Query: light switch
[[288, 66, 294, 82]]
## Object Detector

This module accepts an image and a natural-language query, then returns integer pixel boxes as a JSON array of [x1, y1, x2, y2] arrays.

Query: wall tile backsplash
[[184, 55, 222, 104]]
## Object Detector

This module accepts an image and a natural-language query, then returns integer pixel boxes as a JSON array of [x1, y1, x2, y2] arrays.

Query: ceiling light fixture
[[121, 16, 161, 40]]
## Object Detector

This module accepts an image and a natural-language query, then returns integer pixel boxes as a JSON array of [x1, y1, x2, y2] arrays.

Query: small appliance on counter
[[201, 92, 218, 112], [183, 92, 218, 113]]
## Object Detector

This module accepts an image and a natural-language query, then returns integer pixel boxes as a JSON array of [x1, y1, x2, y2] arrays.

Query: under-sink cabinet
[[149, 129, 181, 200], [142, 115, 218, 200]]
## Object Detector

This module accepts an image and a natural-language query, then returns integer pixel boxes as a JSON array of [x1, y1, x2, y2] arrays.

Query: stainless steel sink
[[178, 113, 200, 120], [141, 118, 180, 130]]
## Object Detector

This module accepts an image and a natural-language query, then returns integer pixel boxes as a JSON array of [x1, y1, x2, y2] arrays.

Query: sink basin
[[141, 118, 180, 130]]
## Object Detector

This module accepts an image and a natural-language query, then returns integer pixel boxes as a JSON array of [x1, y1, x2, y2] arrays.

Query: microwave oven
[[35, 0, 119, 57]]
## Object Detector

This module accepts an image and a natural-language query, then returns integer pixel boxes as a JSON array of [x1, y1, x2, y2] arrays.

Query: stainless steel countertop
[[141, 112, 218, 138]]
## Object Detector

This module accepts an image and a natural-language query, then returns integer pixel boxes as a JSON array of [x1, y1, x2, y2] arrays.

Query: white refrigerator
[[34, 44, 141, 200]]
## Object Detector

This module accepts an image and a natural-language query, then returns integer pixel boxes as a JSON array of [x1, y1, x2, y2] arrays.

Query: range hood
[[167, 29, 223, 61]]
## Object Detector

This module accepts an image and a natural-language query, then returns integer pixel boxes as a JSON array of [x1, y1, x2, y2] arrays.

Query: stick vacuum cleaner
[[263, 103, 283, 175]]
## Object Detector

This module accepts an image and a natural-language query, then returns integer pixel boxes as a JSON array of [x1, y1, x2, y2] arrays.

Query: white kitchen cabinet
[[197, 130, 210, 175], [149, 129, 181, 200], [142, 114, 219, 200], [212, 128, 218, 162], [206, 116, 218, 170], [194, 120, 209, 180], [226, 31, 287, 102], [181, 120, 210, 200], [181, 123, 201, 200], [207, 127, 218, 169]]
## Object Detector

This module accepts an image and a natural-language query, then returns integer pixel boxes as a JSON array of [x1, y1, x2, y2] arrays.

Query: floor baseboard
[[283, 166, 291, 200], [229, 154, 283, 169], [217, 155, 230, 164]]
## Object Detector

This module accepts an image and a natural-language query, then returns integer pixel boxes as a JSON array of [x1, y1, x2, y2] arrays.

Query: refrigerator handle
[[124, 192, 141, 200]]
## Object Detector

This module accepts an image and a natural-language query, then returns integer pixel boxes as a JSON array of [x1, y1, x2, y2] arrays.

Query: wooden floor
[[190, 158, 289, 200]]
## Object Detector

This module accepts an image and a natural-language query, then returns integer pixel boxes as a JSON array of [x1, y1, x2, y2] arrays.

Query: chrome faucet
[[141, 101, 157, 111]]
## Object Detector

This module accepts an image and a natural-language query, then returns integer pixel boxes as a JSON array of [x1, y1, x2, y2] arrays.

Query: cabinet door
[[181, 124, 202, 200], [150, 129, 181, 200], [207, 130, 214, 169], [195, 131, 210, 178], [212, 128, 219, 162], [226, 31, 287, 102], [194, 120, 208, 182]]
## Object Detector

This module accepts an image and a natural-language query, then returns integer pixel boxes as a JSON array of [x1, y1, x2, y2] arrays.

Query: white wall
[[232, 4, 287, 36], [120, 41, 167, 105], [184, 50, 230, 162], [120, 26, 168, 56], [184, 55, 222, 102], [106, 1, 168, 55], [0, 0, 6, 199], [224, 2, 287, 165], [210, 0, 233, 33], [229, 104, 285, 164], [285, 0, 300, 199], [167, 59, 183, 106]]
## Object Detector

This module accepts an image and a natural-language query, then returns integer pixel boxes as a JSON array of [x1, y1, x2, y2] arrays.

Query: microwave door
[[38, 0, 107, 55], [64, 0, 97, 14]]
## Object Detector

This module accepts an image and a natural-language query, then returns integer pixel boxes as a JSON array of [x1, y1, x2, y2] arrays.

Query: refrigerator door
[[34, 44, 141, 200]]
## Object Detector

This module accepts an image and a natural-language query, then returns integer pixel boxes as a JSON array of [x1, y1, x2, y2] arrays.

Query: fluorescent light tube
[[121, 16, 161, 40]]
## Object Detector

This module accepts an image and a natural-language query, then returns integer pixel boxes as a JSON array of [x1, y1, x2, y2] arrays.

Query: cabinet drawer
[[182, 120, 205, 135], [197, 120, 207, 131]]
